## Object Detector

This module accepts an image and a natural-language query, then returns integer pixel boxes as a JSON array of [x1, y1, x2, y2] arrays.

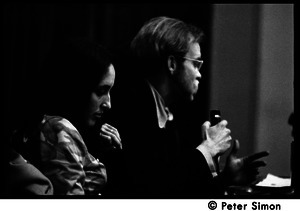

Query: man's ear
[[167, 55, 177, 75]]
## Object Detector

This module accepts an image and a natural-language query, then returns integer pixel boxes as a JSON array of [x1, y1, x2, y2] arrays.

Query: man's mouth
[[194, 85, 199, 93]]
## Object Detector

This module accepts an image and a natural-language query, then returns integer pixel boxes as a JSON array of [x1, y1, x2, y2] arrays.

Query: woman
[[28, 37, 121, 195]]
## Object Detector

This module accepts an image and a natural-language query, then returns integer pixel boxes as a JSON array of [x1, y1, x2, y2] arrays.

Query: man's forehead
[[186, 42, 201, 58]]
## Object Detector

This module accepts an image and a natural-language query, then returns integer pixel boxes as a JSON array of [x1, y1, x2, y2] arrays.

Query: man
[[110, 16, 268, 198]]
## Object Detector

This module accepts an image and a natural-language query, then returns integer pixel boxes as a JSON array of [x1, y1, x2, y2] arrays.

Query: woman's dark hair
[[8, 37, 114, 165], [38, 37, 114, 127]]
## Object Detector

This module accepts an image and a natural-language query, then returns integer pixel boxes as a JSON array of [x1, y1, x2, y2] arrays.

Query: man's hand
[[222, 139, 269, 186], [197, 120, 232, 158], [99, 123, 122, 150]]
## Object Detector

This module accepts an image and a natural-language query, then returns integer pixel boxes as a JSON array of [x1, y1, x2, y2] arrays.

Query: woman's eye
[[95, 89, 105, 97], [94, 85, 111, 97]]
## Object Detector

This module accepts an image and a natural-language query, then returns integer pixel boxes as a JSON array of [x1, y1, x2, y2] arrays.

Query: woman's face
[[85, 64, 115, 128]]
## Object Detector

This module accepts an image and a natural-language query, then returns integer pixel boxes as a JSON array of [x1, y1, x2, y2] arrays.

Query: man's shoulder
[[117, 78, 156, 112]]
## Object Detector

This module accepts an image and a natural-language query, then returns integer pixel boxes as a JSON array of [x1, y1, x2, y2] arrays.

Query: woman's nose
[[101, 94, 111, 111]]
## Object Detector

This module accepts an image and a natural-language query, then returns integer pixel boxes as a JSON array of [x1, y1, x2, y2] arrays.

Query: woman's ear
[[167, 55, 177, 75]]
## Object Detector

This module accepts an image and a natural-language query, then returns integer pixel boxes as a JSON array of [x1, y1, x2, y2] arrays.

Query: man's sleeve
[[197, 145, 218, 177], [180, 148, 225, 197]]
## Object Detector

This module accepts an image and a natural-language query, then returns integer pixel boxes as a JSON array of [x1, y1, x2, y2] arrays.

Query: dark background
[[3, 3, 213, 148], [2, 3, 295, 193]]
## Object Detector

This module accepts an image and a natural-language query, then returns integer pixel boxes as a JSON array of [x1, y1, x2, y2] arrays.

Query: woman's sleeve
[[40, 125, 87, 195]]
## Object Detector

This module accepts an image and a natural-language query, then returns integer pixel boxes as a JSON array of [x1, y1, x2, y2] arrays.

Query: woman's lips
[[94, 113, 103, 119]]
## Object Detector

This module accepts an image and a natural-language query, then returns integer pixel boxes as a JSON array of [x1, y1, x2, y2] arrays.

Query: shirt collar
[[148, 81, 174, 128]]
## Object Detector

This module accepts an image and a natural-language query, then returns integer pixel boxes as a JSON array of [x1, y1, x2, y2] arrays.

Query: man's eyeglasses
[[182, 57, 204, 70]]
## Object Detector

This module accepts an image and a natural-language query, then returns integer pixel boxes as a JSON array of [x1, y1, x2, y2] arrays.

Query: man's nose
[[196, 70, 201, 80]]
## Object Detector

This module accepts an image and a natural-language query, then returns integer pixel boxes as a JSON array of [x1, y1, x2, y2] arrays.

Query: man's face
[[85, 64, 115, 128], [175, 42, 202, 101]]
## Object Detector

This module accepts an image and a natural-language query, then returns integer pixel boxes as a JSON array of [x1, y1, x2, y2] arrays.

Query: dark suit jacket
[[102, 77, 224, 198]]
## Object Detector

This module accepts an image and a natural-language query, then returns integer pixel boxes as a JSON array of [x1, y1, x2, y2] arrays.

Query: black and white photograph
[[2, 3, 295, 209]]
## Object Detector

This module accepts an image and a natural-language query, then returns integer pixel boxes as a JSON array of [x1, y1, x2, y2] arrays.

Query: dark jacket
[[4, 149, 53, 197], [102, 77, 224, 198]]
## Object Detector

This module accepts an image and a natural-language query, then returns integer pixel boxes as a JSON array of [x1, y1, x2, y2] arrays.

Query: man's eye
[[193, 61, 198, 68]]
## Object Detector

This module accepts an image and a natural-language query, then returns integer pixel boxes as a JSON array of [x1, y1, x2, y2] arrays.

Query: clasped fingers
[[99, 123, 122, 150], [207, 124, 231, 142], [207, 124, 232, 155], [218, 132, 232, 155]]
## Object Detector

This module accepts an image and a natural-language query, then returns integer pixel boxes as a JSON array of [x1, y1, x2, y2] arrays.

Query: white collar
[[148, 81, 174, 128]]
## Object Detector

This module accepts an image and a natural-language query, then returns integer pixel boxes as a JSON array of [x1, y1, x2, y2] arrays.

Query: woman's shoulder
[[41, 115, 77, 130], [40, 115, 83, 145], [40, 115, 77, 133]]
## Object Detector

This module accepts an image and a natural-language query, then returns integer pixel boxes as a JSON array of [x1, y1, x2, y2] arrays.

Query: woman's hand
[[99, 123, 122, 150]]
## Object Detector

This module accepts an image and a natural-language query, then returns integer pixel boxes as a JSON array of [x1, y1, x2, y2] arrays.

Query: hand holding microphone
[[198, 110, 232, 175]]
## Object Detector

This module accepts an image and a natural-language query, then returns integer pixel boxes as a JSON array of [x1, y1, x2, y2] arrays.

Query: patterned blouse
[[38, 115, 107, 195]]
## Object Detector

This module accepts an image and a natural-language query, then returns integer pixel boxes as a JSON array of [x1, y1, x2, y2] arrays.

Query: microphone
[[210, 110, 221, 126], [210, 109, 222, 174]]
